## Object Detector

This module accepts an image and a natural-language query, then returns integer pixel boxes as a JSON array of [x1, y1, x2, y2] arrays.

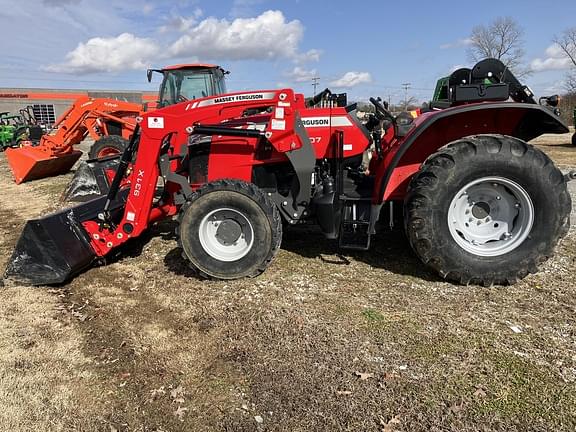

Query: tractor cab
[[148, 64, 228, 108]]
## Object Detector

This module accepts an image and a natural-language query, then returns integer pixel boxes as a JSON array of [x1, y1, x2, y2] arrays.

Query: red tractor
[[4, 59, 574, 286]]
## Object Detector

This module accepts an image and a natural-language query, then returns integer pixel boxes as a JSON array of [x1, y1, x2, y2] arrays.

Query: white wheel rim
[[447, 176, 534, 257], [198, 208, 254, 262]]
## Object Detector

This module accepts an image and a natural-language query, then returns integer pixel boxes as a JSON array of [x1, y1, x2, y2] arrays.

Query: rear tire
[[178, 180, 282, 279], [404, 134, 571, 286], [88, 135, 128, 159]]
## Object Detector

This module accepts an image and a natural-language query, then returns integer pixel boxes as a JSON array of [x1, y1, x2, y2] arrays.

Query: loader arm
[[5, 97, 141, 183], [40, 97, 141, 155], [85, 89, 308, 256]]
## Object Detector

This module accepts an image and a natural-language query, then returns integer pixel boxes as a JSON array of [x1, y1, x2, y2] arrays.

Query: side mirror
[[146, 69, 153, 83]]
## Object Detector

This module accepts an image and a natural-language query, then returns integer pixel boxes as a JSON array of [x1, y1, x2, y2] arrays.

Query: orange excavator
[[5, 64, 228, 184]]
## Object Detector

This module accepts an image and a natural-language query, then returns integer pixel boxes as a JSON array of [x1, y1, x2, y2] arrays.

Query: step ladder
[[338, 198, 372, 250]]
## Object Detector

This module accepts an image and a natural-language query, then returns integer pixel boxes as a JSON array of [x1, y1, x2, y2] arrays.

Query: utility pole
[[312, 76, 320, 97], [402, 82, 411, 110]]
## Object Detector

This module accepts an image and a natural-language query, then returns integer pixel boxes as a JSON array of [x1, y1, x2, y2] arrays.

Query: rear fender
[[376, 103, 569, 202]]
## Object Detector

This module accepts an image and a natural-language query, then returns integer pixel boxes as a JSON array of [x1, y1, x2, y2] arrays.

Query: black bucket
[[5, 193, 130, 285], [62, 156, 120, 202], [4, 207, 96, 285]]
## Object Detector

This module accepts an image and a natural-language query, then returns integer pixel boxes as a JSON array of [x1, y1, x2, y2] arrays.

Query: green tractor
[[0, 107, 44, 150], [0, 112, 22, 150]]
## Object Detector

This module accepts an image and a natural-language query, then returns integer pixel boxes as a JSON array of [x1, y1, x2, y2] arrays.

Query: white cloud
[[440, 38, 473, 50], [329, 71, 372, 88], [44, 33, 160, 74], [169, 10, 305, 61], [44, 9, 319, 75], [159, 8, 203, 33], [531, 44, 573, 72], [295, 48, 321, 63], [286, 66, 317, 83]]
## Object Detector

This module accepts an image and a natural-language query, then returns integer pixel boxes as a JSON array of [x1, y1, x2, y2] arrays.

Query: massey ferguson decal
[[302, 118, 329, 127], [189, 92, 277, 109], [300, 116, 353, 128]]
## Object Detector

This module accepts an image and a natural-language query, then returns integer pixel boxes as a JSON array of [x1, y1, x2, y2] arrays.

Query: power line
[[402, 82, 412, 109], [312, 76, 320, 97]]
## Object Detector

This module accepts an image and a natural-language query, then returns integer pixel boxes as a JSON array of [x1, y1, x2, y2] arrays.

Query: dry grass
[[0, 132, 575, 431]]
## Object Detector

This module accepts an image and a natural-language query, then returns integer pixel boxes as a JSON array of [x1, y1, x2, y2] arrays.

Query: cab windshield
[[160, 69, 227, 107]]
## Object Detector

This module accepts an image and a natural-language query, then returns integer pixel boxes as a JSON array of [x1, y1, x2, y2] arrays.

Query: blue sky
[[0, 0, 575, 104]]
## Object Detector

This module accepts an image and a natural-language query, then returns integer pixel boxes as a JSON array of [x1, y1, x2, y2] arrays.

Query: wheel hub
[[471, 202, 490, 219], [198, 208, 254, 262], [447, 177, 534, 256], [215, 219, 242, 246]]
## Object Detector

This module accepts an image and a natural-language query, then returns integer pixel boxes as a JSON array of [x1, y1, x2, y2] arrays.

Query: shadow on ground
[[157, 218, 441, 282]]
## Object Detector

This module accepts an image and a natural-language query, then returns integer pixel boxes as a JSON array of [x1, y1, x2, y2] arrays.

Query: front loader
[[4, 59, 574, 287], [4, 97, 141, 184]]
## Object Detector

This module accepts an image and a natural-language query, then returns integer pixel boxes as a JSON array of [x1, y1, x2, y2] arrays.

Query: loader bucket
[[4, 205, 97, 285], [62, 156, 120, 202], [5, 146, 82, 184]]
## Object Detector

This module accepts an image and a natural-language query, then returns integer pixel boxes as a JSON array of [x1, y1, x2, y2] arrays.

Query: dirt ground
[[0, 130, 575, 432]]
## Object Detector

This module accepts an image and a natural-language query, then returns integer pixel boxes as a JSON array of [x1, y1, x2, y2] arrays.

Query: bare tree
[[553, 27, 576, 93], [468, 17, 528, 76]]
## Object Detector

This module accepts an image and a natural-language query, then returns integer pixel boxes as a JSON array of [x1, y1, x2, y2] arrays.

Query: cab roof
[[161, 63, 220, 71]]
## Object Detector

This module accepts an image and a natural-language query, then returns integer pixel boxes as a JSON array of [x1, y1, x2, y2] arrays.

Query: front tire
[[572, 133, 576, 146], [178, 180, 282, 279], [404, 134, 571, 286], [88, 135, 128, 159]]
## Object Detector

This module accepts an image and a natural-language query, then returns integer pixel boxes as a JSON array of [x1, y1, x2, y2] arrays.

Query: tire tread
[[405, 134, 571, 286]]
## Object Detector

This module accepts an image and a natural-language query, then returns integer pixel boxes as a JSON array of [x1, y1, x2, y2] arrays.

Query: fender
[[376, 103, 570, 202]]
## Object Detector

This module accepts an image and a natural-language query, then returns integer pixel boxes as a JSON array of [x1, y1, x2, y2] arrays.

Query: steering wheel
[[177, 94, 188, 102], [369, 97, 393, 121]]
